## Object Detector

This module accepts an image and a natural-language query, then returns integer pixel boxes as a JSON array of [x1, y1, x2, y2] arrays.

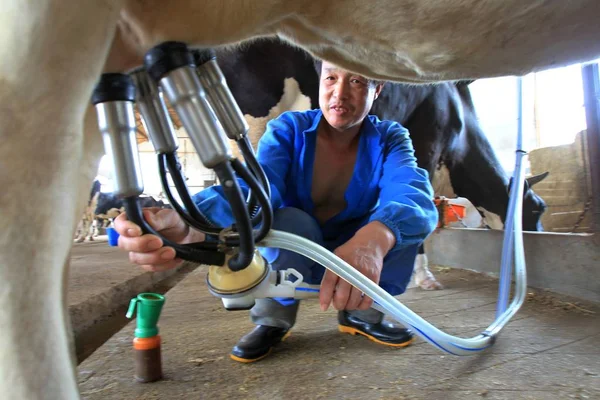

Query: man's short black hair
[[313, 59, 384, 88]]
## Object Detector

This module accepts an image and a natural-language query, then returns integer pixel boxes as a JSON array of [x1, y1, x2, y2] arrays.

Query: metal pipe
[[130, 68, 179, 154], [194, 51, 249, 141], [92, 73, 143, 198], [582, 63, 600, 232], [158, 66, 232, 168], [496, 76, 525, 317]]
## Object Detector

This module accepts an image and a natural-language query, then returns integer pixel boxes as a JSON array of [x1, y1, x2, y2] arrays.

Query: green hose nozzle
[[126, 293, 165, 338]]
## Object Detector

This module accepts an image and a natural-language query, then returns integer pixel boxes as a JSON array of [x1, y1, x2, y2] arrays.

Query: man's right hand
[[114, 207, 205, 272]]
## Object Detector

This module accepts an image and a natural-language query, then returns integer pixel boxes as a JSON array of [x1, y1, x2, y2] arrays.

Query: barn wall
[[528, 130, 592, 233], [425, 228, 600, 303]]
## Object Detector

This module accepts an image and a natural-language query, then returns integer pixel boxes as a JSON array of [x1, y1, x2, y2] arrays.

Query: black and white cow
[[378, 81, 548, 288], [94, 193, 169, 229], [401, 82, 548, 230], [210, 39, 548, 289], [75, 184, 169, 241]]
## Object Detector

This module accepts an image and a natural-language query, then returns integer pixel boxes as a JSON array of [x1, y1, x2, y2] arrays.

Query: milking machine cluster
[[92, 41, 529, 356], [92, 42, 271, 271]]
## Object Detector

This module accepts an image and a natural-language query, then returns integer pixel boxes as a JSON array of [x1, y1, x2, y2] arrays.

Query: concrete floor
[[73, 247, 600, 400], [69, 238, 141, 307], [69, 238, 195, 361]]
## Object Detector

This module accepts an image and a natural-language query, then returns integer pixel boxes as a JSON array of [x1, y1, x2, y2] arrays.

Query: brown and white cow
[[74, 179, 102, 243], [1, 1, 599, 398]]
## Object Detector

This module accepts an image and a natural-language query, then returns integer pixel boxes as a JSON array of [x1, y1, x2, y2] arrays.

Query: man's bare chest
[[311, 137, 358, 216]]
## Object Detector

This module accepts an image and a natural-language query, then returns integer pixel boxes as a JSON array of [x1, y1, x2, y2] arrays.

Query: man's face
[[319, 61, 382, 132]]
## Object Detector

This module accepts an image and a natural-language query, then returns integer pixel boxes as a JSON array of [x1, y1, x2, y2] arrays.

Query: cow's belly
[[120, 0, 600, 82]]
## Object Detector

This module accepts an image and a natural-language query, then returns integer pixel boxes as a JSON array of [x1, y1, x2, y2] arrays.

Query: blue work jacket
[[192, 109, 438, 252]]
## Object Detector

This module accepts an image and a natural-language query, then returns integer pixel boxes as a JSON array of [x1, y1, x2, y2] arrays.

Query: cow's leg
[[88, 217, 95, 241], [90, 218, 98, 240], [412, 245, 444, 290], [74, 216, 86, 243], [75, 214, 90, 243], [0, 1, 122, 398]]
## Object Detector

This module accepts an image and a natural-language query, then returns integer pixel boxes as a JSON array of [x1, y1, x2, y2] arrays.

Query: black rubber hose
[[158, 154, 221, 238], [246, 182, 260, 221], [237, 137, 271, 223], [212, 162, 255, 271], [160, 155, 264, 247], [238, 136, 271, 198], [241, 166, 259, 221], [165, 152, 224, 233], [123, 197, 224, 265], [230, 158, 273, 243]]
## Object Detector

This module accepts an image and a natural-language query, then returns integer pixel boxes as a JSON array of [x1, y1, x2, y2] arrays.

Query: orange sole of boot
[[338, 325, 415, 348], [229, 331, 292, 363]]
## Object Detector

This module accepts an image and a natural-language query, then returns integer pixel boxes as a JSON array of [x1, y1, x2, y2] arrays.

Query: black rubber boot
[[230, 325, 291, 363], [338, 311, 414, 347]]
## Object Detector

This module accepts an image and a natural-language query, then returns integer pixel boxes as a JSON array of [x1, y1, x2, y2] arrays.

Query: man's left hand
[[319, 221, 395, 311]]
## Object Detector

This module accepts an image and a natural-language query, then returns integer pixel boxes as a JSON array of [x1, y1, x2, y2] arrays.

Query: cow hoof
[[74, 238, 84, 243], [418, 278, 444, 291]]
